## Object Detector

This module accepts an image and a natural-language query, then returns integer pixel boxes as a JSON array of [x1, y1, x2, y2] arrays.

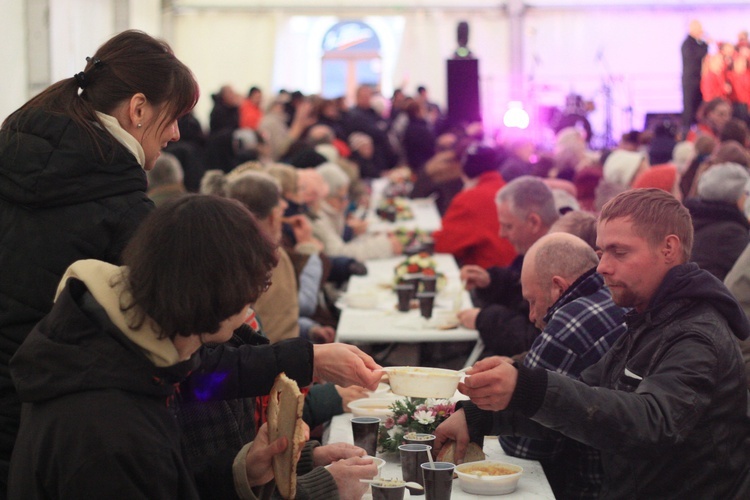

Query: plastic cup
[[420, 275, 437, 293], [371, 479, 406, 500], [394, 284, 414, 312], [421, 462, 455, 500], [399, 443, 431, 495], [417, 292, 436, 319], [351, 416, 380, 456], [404, 273, 423, 293], [403, 433, 436, 450]]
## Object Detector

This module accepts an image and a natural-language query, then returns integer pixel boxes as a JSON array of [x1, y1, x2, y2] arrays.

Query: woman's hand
[[313, 343, 383, 390]]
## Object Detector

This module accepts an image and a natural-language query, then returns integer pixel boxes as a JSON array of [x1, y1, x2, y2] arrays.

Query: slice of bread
[[436, 441, 486, 465], [267, 373, 305, 499]]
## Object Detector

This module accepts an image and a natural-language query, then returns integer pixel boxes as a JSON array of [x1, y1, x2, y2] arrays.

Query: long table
[[365, 177, 442, 235], [335, 254, 482, 366], [324, 413, 555, 499]]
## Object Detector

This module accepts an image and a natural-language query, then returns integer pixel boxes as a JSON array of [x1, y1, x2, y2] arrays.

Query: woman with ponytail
[[0, 30, 199, 491]]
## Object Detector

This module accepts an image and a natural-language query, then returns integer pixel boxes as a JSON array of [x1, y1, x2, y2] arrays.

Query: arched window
[[321, 20, 382, 102]]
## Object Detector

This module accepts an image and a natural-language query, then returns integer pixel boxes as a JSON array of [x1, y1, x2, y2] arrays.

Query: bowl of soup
[[382, 366, 462, 398], [455, 460, 523, 495]]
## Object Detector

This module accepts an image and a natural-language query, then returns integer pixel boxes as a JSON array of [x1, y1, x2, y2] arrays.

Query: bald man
[[463, 233, 629, 498]]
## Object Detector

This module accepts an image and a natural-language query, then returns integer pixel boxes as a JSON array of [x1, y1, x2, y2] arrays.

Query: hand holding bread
[[267, 373, 307, 499]]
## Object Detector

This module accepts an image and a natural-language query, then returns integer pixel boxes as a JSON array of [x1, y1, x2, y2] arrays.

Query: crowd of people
[[0, 24, 749, 499]]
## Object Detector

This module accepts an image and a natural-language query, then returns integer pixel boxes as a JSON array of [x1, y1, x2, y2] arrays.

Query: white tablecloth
[[336, 255, 478, 345], [365, 178, 442, 234], [324, 413, 555, 499]]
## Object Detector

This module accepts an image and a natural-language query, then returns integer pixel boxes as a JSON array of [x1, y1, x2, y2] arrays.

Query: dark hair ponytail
[[2, 30, 199, 159]]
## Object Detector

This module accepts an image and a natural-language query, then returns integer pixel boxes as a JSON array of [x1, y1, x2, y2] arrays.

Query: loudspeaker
[[447, 58, 481, 126], [644, 112, 682, 132]]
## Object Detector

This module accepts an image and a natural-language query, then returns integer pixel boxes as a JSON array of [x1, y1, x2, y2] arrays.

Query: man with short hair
[[457, 176, 559, 357], [501, 232, 627, 499], [436, 188, 750, 498]]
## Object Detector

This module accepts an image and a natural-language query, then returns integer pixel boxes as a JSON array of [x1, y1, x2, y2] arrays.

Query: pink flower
[[397, 414, 408, 425], [384, 417, 395, 429]]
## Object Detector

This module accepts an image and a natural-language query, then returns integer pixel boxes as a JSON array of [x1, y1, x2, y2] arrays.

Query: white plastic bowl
[[382, 366, 462, 398], [365, 455, 386, 476], [455, 460, 523, 495], [347, 396, 402, 420]]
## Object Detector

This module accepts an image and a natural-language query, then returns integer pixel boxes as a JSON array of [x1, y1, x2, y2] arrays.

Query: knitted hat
[[697, 162, 750, 203], [462, 144, 499, 178], [632, 164, 678, 193], [602, 150, 645, 186]]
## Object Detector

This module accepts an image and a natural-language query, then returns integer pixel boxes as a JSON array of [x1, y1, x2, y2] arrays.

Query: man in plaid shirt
[[500, 232, 627, 499]]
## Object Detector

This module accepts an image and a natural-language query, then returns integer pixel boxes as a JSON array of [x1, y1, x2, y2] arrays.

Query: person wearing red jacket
[[239, 86, 264, 130], [727, 51, 750, 124], [433, 145, 516, 269], [700, 53, 730, 102]]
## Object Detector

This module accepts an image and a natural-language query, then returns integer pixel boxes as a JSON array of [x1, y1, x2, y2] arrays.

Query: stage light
[[503, 101, 530, 129]]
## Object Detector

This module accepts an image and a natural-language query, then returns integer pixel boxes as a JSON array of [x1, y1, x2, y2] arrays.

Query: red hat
[[632, 164, 678, 193]]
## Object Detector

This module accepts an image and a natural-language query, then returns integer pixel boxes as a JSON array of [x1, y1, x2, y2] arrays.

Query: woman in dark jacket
[[0, 30, 199, 490], [685, 161, 750, 280], [9, 195, 377, 499], [8, 196, 286, 498]]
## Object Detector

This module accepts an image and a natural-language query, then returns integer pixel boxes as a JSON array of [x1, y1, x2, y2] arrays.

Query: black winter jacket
[[0, 109, 153, 479], [474, 256, 540, 357], [8, 278, 314, 499], [685, 197, 750, 281], [464, 263, 750, 499]]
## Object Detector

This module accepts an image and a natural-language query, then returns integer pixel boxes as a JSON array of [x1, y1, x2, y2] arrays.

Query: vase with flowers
[[377, 398, 456, 454]]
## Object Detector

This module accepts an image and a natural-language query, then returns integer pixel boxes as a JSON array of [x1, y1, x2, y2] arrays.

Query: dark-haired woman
[[8, 195, 301, 498], [0, 29, 199, 488]]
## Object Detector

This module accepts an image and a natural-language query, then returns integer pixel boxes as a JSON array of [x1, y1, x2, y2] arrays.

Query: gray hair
[[697, 162, 750, 203], [317, 162, 350, 193], [199, 170, 228, 197], [530, 232, 599, 286], [147, 152, 183, 188], [496, 175, 559, 227], [227, 171, 281, 220]]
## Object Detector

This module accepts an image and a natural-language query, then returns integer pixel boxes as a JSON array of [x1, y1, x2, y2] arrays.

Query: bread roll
[[267, 373, 306, 499], [436, 441, 486, 465]]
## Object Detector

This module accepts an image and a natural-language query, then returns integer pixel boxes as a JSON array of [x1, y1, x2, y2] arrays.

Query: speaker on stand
[[447, 21, 481, 128]]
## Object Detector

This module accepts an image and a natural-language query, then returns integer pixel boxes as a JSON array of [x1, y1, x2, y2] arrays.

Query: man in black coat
[[681, 20, 709, 134], [436, 188, 750, 498]]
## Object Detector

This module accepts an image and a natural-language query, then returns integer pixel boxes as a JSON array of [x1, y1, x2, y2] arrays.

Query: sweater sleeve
[[182, 337, 314, 401], [303, 383, 344, 429], [298, 253, 323, 317]]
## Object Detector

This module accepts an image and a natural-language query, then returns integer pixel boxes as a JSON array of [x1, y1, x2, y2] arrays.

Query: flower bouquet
[[393, 252, 437, 285], [376, 197, 414, 222], [393, 228, 430, 247], [377, 398, 456, 453]]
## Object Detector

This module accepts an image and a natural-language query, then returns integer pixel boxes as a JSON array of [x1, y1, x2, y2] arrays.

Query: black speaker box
[[447, 58, 481, 126], [644, 112, 682, 132]]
